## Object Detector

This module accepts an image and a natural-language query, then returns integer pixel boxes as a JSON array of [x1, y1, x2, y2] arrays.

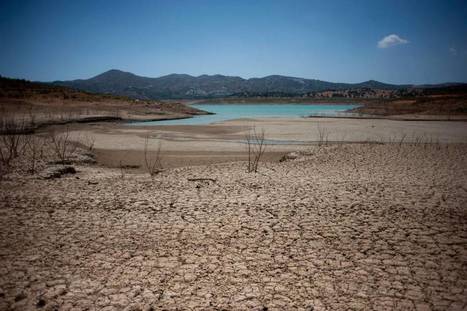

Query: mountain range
[[53, 69, 459, 100]]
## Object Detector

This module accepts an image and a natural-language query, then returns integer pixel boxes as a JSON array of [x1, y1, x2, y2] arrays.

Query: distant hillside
[[0, 76, 210, 127], [0, 75, 130, 102], [54, 69, 412, 100]]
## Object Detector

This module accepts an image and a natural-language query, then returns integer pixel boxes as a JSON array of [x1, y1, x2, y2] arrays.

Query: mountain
[[53, 69, 413, 100], [0, 75, 128, 101]]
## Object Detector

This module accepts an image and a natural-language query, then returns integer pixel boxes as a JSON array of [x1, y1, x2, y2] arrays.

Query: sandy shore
[[63, 117, 467, 169], [1, 143, 466, 310]]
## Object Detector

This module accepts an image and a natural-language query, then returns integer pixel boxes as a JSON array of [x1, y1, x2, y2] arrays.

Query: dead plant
[[0, 117, 28, 168], [49, 126, 78, 164], [119, 160, 126, 179], [80, 133, 96, 152], [143, 135, 163, 177], [246, 126, 266, 173], [316, 122, 329, 146], [25, 135, 43, 174]]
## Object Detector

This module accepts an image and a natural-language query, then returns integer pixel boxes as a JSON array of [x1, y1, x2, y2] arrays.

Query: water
[[130, 103, 360, 126]]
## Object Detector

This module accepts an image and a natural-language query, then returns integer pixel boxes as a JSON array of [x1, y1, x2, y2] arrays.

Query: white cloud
[[449, 47, 457, 55], [377, 34, 409, 48]]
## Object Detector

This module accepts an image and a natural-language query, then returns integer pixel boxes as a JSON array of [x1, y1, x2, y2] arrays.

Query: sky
[[0, 0, 466, 84]]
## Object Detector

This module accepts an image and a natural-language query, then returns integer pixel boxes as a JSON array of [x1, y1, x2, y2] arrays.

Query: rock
[[279, 152, 300, 162], [14, 292, 27, 302], [47, 160, 73, 165], [73, 152, 97, 164], [45, 285, 67, 299], [123, 304, 144, 311], [36, 298, 46, 308], [109, 293, 129, 307], [39, 166, 76, 179], [48, 151, 96, 165]]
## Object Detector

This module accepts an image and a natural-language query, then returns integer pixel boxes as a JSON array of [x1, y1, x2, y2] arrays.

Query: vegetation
[[50, 69, 467, 106], [245, 127, 266, 173], [316, 122, 329, 146], [0, 75, 130, 101], [143, 135, 163, 177], [48, 126, 78, 164]]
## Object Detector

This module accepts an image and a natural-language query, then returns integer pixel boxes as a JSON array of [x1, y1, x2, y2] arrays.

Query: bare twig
[[245, 126, 266, 173], [0, 118, 28, 167], [25, 135, 43, 174], [143, 135, 163, 177], [80, 133, 96, 152], [317, 122, 329, 146], [119, 160, 126, 179], [398, 133, 407, 147], [187, 178, 217, 182], [49, 126, 78, 164]]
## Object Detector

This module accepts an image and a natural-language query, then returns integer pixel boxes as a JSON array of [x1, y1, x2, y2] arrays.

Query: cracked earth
[[0, 144, 466, 310]]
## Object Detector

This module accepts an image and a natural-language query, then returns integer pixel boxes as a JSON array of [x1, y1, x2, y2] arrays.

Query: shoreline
[[23, 112, 467, 135], [307, 114, 467, 122], [64, 116, 467, 170], [3, 99, 466, 136]]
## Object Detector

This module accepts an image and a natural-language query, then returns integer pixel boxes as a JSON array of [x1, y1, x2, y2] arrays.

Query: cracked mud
[[0, 144, 466, 310]]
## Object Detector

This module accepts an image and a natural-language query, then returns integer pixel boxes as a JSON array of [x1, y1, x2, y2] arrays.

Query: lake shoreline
[[63, 116, 467, 171], [131, 103, 360, 126]]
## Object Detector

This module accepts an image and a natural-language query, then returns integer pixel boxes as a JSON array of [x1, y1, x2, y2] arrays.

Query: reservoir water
[[130, 103, 360, 126]]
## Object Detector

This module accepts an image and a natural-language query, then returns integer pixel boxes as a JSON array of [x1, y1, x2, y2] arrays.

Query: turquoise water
[[130, 103, 359, 126]]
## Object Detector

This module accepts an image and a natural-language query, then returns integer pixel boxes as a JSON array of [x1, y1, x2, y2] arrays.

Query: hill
[[0, 75, 131, 102], [54, 69, 409, 100], [0, 76, 209, 133]]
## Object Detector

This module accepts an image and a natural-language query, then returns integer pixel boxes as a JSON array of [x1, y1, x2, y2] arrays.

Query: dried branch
[[245, 126, 267, 173], [187, 178, 217, 182], [143, 135, 163, 177], [316, 122, 329, 146], [49, 126, 78, 164]]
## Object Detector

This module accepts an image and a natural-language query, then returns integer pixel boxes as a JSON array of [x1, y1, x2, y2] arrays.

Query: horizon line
[[2, 70, 466, 87], [48, 69, 467, 86]]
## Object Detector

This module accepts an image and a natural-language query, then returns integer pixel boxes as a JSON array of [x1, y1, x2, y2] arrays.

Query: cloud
[[377, 34, 409, 48], [449, 47, 457, 55]]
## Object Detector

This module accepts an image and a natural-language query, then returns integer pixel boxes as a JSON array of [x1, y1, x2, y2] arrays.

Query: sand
[[0, 143, 466, 310], [63, 117, 467, 169], [73, 117, 467, 151]]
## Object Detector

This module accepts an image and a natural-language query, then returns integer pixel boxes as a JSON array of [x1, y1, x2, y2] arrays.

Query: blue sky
[[0, 0, 466, 84]]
